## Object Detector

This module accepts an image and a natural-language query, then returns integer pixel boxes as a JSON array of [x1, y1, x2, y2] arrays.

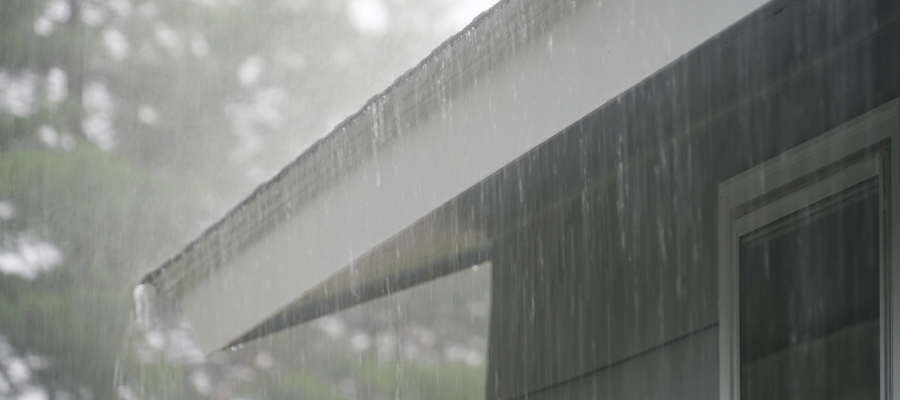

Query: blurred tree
[[0, 0, 495, 398]]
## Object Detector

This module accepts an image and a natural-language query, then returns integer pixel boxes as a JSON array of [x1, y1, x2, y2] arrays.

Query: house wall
[[485, 0, 900, 397], [519, 327, 718, 400]]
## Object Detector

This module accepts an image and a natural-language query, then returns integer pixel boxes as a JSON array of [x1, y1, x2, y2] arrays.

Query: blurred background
[[0, 0, 496, 398]]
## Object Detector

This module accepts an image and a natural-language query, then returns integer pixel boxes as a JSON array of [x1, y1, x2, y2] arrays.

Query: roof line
[[141, 0, 570, 293]]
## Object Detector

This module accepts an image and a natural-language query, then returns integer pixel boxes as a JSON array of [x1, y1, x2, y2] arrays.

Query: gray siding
[[523, 327, 718, 400], [483, 0, 899, 398], [487, 189, 717, 398]]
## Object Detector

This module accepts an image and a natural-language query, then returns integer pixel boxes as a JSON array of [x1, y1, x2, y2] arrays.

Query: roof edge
[[141, 0, 575, 294]]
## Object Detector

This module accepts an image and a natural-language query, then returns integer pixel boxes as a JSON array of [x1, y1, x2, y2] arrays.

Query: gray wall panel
[[487, 186, 716, 398], [485, 0, 897, 397], [522, 327, 718, 400]]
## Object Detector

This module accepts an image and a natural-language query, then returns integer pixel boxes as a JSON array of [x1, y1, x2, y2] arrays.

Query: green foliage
[[0, 146, 200, 272], [0, 0, 494, 398], [0, 146, 203, 397], [248, 355, 486, 399], [0, 1, 40, 71]]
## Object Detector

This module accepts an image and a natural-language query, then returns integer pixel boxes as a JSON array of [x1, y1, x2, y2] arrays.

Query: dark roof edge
[[141, 0, 573, 294]]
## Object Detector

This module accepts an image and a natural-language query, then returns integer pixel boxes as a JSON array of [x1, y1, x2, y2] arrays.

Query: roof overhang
[[141, 0, 772, 354]]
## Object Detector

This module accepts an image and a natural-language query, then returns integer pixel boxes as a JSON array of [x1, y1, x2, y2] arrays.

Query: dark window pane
[[739, 177, 880, 400]]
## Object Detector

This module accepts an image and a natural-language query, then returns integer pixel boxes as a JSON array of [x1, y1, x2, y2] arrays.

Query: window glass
[[739, 178, 880, 400]]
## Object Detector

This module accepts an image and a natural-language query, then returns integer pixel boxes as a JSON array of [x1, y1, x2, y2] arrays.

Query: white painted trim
[[718, 98, 900, 400], [173, 0, 776, 354], [733, 157, 880, 237], [890, 100, 900, 400]]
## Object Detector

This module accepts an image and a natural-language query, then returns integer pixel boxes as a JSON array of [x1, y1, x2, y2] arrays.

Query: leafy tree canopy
[[0, 0, 495, 398]]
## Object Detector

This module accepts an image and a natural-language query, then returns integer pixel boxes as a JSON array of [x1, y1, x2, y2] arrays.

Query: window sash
[[718, 99, 900, 400]]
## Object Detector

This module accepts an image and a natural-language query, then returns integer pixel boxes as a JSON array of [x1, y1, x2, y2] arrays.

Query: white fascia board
[[150, 0, 772, 353]]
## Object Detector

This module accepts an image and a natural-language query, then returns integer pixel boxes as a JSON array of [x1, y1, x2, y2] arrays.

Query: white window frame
[[718, 99, 900, 400]]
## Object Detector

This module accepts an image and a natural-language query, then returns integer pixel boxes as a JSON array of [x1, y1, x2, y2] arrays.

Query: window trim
[[718, 99, 900, 400]]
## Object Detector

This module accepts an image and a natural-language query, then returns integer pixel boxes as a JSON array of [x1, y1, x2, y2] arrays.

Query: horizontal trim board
[[148, 0, 773, 354]]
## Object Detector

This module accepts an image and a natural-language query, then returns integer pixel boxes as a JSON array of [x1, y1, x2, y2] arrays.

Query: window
[[719, 100, 900, 400]]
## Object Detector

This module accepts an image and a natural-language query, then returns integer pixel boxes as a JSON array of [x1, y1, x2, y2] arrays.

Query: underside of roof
[[141, 0, 774, 354]]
